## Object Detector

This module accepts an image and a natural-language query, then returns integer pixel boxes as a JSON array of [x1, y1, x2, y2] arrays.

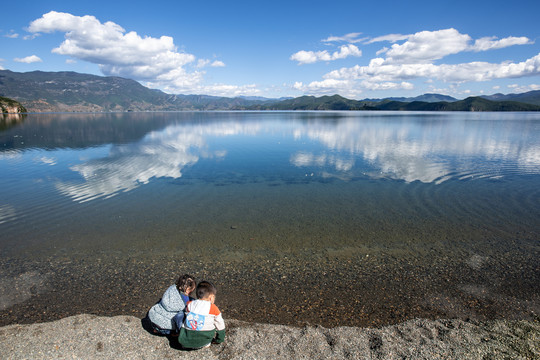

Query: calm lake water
[[1, 111, 539, 327]]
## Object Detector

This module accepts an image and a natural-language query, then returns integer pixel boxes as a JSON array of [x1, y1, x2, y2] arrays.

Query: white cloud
[[196, 83, 260, 97], [325, 53, 540, 83], [196, 59, 210, 68], [322, 32, 366, 43], [14, 55, 42, 63], [360, 80, 414, 91], [4, 30, 19, 39], [66, 59, 77, 64], [384, 28, 471, 64], [507, 83, 540, 93], [28, 12, 195, 79], [196, 59, 225, 68], [293, 27, 538, 96], [293, 79, 362, 98], [23, 33, 40, 40], [291, 44, 362, 65], [471, 36, 532, 51], [365, 33, 409, 44], [27, 11, 235, 95], [211, 60, 225, 67]]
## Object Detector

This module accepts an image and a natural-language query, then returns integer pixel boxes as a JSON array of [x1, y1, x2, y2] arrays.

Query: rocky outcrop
[[0, 96, 27, 114]]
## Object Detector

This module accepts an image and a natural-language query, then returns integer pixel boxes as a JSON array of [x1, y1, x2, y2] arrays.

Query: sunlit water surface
[[0, 111, 539, 327]]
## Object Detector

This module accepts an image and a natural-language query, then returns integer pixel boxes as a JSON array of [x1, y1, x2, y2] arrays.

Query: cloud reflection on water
[[55, 121, 254, 202], [56, 113, 540, 202], [290, 116, 540, 183]]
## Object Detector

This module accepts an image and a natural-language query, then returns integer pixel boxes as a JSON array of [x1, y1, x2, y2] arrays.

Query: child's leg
[[150, 321, 171, 335], [173, 312, 185, 332]]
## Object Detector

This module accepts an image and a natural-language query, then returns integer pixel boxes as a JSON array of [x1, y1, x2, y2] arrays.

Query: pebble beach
[[1, 314, 538, 359]]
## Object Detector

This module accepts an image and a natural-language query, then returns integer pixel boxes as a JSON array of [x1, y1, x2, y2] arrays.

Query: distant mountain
[[0, 70, 276, 112], [237, 95, 292, 102], [1, 70, 539, 112], [377, 97, 540, 111], [254, 95, 540, 111], [481, 90, 540, 106], [0, 70, 175, 112], [364, 93, 457, 103], [250, 95, 376, 110]]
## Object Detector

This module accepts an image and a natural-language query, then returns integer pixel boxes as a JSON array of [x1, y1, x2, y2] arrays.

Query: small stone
[[230, 225, 238, 230]]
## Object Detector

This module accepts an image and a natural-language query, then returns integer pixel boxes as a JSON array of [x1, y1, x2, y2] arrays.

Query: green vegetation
[[0, 96, 26, 113], [377, 97, 540, 111], [1, 70, 540, 112], [249, 95, 377, 110]]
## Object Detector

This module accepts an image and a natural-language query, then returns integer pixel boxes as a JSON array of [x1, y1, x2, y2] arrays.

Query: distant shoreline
[[2, 69, 540, 113]]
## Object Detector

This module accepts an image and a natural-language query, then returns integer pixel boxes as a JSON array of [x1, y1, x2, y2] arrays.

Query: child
[[178, 281, 226, 349], [148, 274, 196, 335]]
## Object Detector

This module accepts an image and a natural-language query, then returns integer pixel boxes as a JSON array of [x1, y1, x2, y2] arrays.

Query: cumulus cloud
[[28, 12, 194, 78], [14, 55, 42, 63], [294, 28, 536, 96], [26, 11, 240, 95], [384, 28, 471, 64], [291, 44, 362, 65], [325, 53, 540, 83]]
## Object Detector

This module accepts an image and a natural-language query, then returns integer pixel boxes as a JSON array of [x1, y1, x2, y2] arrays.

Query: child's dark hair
[[196, 281, 217, 299], [176, 274, 196, 293]]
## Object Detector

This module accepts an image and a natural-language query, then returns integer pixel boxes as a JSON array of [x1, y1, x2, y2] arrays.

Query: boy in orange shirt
[[178, 281, 226, 349]]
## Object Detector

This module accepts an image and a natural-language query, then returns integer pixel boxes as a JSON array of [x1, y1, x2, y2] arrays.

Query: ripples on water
[[0, 111, 539, 326]]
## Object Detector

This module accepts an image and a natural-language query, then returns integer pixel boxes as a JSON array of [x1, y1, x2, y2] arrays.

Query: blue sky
[[1, 0, 540, 99]]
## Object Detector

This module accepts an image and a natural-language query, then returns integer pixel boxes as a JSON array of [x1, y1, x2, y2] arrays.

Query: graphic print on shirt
[[185, 312, 206, 331]]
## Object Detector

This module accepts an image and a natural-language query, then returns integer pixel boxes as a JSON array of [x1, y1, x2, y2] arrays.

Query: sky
[[1, 0, 540, 99]]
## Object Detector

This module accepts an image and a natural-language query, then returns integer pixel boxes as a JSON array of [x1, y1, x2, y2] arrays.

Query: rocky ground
[[1, 314, 538, 359]]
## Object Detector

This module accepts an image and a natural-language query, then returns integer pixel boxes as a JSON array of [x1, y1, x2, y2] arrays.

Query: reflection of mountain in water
[[0, 113, 26, 132]]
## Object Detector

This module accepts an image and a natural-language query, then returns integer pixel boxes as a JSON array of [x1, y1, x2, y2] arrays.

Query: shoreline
[[1, 314, 538, 359], [2, 250, 539, 329]]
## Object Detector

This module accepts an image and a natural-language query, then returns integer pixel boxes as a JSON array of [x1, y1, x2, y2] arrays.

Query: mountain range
[[1, 69, 540, 112]]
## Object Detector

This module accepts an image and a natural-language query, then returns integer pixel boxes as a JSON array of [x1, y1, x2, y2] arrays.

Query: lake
[[0, 111, 539, 327]]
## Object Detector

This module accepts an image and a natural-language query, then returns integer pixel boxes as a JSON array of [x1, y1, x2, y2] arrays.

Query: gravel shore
[[1, 314, 538, 359]]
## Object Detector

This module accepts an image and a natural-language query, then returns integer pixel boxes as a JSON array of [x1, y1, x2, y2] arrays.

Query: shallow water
[[0, 111, 539, 327]]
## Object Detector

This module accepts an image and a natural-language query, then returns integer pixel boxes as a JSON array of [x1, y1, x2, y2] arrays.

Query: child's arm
[[213, 309, 226, 343]]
